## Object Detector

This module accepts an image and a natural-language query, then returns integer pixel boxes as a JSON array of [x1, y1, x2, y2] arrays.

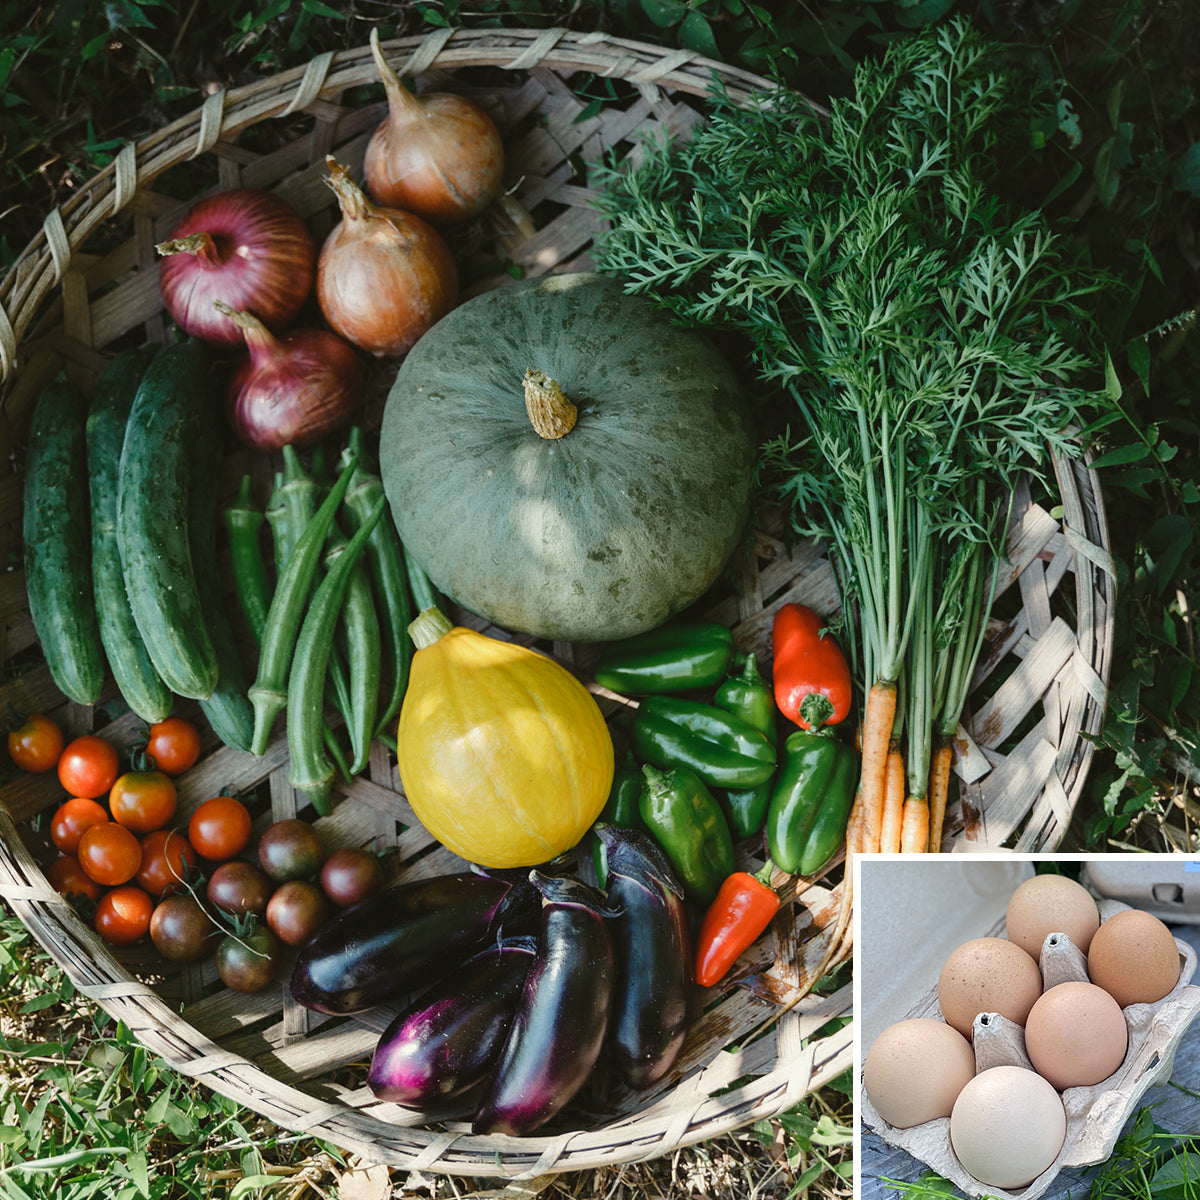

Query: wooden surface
[[859, 918, 1200, 1199]]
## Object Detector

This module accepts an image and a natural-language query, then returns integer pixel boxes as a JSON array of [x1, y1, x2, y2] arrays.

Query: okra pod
[[248, 454, 357, 755], [287, 496, 386, 813], [223, 474, 272, 647]]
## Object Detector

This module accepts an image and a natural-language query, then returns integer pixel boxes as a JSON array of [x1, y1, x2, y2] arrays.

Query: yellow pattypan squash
[[397, 607, 614, 868]]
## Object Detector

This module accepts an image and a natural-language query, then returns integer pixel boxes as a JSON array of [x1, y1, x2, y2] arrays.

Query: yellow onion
[[364, 28, 505, 224], [316, 157, 459, 359]]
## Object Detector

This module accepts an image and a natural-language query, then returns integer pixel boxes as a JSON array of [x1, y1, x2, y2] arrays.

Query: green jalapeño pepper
[[594, 621, 735, 695], [639, 764, 735, 906], [766, 728, 858, 875], [631, 695, 776, 790], [591, 752, 645, 889], [714, 653, 778, 839]]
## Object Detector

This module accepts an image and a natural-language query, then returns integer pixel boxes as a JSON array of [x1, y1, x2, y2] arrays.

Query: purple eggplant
[[367, 934, 537, 1108], [290, 870, 538, 1014], [472, 871, 616, 1136], [596, 823, 693, 1089]]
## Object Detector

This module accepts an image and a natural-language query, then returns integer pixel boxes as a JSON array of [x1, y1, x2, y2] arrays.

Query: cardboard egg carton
[[860, 900, 1200, 1200]]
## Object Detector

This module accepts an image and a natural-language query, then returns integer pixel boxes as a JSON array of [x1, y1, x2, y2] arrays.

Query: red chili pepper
[[771, 602, 853, 730], [693, 867, 781, 989]]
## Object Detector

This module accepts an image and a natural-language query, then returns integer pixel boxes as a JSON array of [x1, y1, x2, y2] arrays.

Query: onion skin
[[216, 301, 364, 452], [157, 189, 315, 348], [364, 28, 505, 224], [317, 156, 459, 359]]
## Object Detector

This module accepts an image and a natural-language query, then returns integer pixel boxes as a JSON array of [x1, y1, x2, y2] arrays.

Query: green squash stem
[[522, 369, 577, 439], [408, 606, 455, 650]]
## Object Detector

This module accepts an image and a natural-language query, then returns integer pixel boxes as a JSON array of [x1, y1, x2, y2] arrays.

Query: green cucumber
[[24, 379, 106, 706], [117, 340, 219, 700], [86, 347, 173, 723], [190, 393, 255, 751]]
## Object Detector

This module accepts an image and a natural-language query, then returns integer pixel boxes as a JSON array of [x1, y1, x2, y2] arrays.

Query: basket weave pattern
[[0, 27, 1110, 1176]]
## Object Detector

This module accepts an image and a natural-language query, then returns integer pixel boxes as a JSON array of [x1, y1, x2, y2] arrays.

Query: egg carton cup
[[861, 903, 1200, 1200]]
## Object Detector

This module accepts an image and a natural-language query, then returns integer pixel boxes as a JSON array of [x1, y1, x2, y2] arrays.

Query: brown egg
[[1024, 980, 1128, 1089], [1006, 873, 1101, 959], [938, 937, 1043, 1038], [863, 1018, 976, 1128], [1087, 908, 1181, 1007]]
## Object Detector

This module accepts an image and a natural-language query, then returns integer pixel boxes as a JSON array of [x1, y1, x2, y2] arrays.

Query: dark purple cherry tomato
[[150, 894, 221, 962], [257, 818, 325, 884], [216, 926, 280, 993], [320, 847, 385, 907], [206, 860, 273, 918], [266, 879, 331, 947]]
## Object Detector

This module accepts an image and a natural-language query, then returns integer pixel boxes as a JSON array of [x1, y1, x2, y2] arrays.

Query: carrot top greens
[[595, 17, 1120, 849]]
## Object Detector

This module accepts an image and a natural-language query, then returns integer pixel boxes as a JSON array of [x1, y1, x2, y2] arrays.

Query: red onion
[[215, 301, 364, 452], [157, 189, 316, 348], [316, 157, 459, 359], [363, 28, 505, 225]]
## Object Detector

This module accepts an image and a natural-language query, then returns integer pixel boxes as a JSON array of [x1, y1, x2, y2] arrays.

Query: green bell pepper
[[638, 763, 735, 906], [591, 751, 645, 888], [630, 695, 776, 790], [593, 621, 735, 695], [766, 727, 859, 875], [713, 653, 778, 839]]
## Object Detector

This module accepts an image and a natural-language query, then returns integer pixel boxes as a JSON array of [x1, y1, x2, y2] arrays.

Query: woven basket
[[0, 26, 1111, 1178]]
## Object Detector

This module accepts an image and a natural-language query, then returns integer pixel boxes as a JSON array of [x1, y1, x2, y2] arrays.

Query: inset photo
[[856, 856, 1200, 1199]]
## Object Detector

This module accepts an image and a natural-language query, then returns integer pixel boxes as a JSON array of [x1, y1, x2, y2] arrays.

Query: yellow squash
[[396, 607, 615, 868]]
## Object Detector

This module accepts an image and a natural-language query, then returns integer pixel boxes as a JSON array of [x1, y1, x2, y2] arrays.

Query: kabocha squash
[[379, 273, 756, 643], [397, 608, 614, 869]]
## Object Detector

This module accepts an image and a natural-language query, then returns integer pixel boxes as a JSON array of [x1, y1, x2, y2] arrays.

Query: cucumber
[[190, 390, 255, 751], [23, 379, 106, 706], [87, 347, 173, 723], [117, 341, 219, 700]]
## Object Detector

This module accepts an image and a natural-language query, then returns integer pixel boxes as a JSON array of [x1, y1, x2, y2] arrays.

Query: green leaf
[[679, 11, 720, 58], [301, 0, 344, 19], [229, 1176, 279, 1200], [1173, 142, 1200, 196], [1150, 1149, 1200, 1199], [641, 0, 687, 28], [1091, 441, 1152, 469], [893, 0, 959, 28], [1126, 337, 1151, 397], [1057, 98, 1082, 148]]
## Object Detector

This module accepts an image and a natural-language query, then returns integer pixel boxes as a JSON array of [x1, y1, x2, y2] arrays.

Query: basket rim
[[0, 25, 805, 387]]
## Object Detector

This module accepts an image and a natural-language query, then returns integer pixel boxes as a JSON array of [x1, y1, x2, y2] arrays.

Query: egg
[[937, 937, 1043, 1038], [862, 1018, 976, 1128], [1006, 873, 1101, 959], [1087, 908, 1181, 1007], [1023, 980, 1128, 1089], [949, 1065, 1067, 1188]]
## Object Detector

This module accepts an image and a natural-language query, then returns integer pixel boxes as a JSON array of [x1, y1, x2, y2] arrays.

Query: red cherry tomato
[[145, 717, 202, 776], [49, 796, 109, 856], [109, 768, 177, 835], [46, 855, 103, 902], [57, 735, 120, 799], [8, 714, 64, 773], [77, 821, 142, 887], [135, 829, 197, 899], [94, 885, 154, 946], [187, 795, 253, 862]]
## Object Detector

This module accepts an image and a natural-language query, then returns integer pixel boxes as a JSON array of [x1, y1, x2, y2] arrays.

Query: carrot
[[927, 739, 954, 853], [879, 740, 905, 853], [844, 789, 864, 859], [856, 679, 897, 855], [901, 796, 930, 853]]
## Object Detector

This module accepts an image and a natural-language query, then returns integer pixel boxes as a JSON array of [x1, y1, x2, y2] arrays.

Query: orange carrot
[[901, 796, 930, 853], [879, 741, 905, 853], [857, 679, 897, 855], [927, 740, 954, 853]]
